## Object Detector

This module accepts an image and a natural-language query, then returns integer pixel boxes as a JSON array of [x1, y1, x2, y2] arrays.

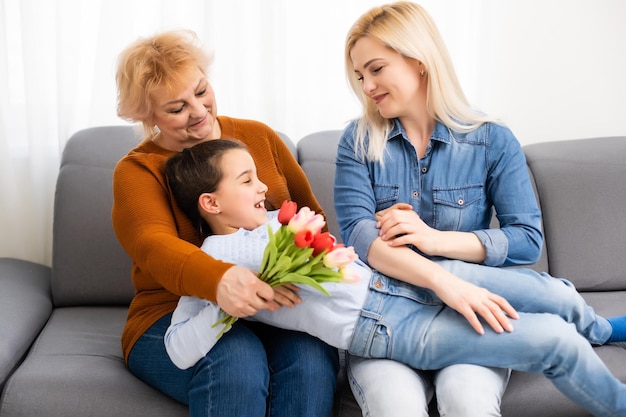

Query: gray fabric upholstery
[[1, 307, 187, 417], [298, 130, 343, 241], [0, 259, 51, 391], [525, 137, 626, 291], [52, 126, 141, 306], [1, 127, 625, 417]]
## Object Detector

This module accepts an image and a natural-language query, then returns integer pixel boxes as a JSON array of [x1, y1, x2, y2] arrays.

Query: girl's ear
[[198, 193, 221, 215]]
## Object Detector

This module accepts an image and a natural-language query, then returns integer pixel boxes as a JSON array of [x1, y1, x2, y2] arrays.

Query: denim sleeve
[[473, 229, 509, 266], [484, 124, 543, 266], [334, 126, 380, 261]]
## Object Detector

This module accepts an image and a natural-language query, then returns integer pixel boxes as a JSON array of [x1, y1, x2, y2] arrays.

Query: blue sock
[[607, 315, 626, 343]]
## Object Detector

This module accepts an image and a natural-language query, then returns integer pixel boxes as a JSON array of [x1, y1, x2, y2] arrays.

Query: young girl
[[164, 139, 626, 417]]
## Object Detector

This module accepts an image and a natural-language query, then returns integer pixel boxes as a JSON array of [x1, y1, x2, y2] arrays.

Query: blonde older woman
[[112, 29, 338, 417]]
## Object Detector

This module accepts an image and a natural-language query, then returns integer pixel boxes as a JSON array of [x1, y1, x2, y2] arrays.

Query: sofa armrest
[[0, 258, 52, 389]]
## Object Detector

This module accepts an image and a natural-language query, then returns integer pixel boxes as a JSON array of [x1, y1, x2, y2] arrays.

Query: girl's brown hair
[[165, 139, 247, 237]]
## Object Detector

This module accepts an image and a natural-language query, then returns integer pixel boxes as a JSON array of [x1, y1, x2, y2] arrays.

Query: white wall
[[50, 0, 625, 146], [1, 0, 625, 264]]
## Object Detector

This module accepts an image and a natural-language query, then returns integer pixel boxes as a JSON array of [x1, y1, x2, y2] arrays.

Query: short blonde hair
[[345, 1, 497, 161], [116, 29, 212, 137]]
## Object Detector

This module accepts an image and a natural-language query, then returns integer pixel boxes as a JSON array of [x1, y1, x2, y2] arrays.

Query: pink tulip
[[323, 246, 358, 269], [340, 267, 362, 284], [289, 207, 325, 235]]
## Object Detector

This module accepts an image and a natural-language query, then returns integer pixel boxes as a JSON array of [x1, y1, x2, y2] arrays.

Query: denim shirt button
[[421, 167, 428, 173], [412, 191, 419, 198], [458, 199, 464, 206]]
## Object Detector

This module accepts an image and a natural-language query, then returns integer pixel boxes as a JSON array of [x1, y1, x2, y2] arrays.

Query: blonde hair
[[345, 1, 497, 161], [116, 29, 213, 137]]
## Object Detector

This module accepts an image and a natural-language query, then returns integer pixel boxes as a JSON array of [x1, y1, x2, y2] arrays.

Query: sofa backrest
[[52, 126, 141, 306], [54, 125, 625, 307], [298, 130, 343, 240], [524, 136, 626, 291]]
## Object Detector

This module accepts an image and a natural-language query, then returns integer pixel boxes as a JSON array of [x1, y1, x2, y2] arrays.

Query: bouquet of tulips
[[213, 200, 359, 337]]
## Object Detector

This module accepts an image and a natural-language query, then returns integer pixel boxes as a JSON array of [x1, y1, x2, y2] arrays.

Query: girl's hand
[[216, 265, 276, 317]]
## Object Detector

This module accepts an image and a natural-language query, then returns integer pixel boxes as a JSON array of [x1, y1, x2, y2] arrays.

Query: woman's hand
[[216, 266, 303, 317], [434, 273, 519, 335], [216, 265, 277, 318], [376, 203, 486, 264], [272, 284, 302, 308], [376, 203, 441, 254]]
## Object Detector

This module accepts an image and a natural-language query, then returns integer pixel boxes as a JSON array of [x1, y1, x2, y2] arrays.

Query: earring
[[420, 67, 425, 77]]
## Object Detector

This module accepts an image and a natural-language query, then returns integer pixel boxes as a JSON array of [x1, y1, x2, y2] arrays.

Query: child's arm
[[164, 296, 230, 369]]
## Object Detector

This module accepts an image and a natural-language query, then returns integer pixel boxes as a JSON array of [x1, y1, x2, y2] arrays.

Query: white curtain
[[2, 0, 625, 265]]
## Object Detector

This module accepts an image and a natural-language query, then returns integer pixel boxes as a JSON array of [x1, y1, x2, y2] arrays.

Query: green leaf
[[259, 225, 278, 277], [263, 255, 293, 283], [280, 273, 331, 296], [212, 311, 239, 339]]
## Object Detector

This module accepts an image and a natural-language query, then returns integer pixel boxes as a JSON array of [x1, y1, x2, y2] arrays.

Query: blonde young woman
[[335, 2, 565, 416]]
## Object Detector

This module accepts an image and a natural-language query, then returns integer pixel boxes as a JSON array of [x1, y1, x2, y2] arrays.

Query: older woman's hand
[[216, 265, 277, 318]]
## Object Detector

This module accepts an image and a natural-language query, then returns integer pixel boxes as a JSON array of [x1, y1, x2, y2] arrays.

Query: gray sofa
[[1, 126, 625, 417]]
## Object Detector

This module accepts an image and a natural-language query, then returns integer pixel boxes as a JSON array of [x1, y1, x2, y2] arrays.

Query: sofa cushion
[[524, 137, 626, 291], [52, 126, 141, 307], [0, 307, 187, 417]]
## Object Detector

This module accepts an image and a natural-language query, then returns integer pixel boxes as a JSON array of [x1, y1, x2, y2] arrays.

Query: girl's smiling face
[[204, 148, 269, 234]]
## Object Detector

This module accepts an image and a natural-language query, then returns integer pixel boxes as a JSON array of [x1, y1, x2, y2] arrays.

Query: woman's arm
[[376, 203, 487, 263], [367, 237, 516, 334], [480, 124, 543, 266], [112, 151, 228, 298]]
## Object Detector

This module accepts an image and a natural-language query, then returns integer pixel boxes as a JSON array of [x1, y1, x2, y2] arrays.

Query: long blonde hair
[[345, 1, 497, 161], [116, 29, 213, 138]]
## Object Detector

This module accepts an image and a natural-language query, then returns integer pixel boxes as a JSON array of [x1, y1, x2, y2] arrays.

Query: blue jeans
[[348, 260, 625, 417], [128, 314, 338, 417]]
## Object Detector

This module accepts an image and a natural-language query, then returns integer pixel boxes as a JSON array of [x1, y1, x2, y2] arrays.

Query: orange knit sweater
[[112, 116, 325, 362]]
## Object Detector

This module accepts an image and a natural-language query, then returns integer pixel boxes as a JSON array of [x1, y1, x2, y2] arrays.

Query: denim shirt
[[334, 119, 543, 267]]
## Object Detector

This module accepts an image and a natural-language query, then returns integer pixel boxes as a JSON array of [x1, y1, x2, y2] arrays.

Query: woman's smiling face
[[350, 36, 426, 120], [151, 67, 219, 151]]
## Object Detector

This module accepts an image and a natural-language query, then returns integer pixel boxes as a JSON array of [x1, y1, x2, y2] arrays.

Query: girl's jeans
[[128, 314, 338, 417], [349, 259, 625, 417]]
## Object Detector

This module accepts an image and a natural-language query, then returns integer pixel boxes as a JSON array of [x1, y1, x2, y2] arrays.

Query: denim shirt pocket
[[433, 184, 484, 231], [373, 183, 400, 211]]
